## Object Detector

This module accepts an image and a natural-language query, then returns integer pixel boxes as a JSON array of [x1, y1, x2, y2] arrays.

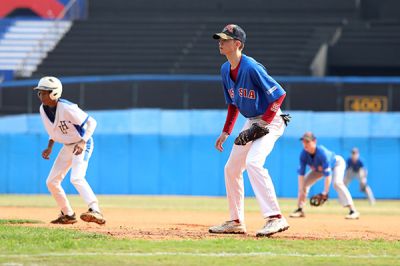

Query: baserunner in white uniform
[[34, 76, 105, 225]]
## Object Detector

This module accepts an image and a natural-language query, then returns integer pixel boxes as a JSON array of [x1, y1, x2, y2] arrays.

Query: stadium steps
[[0, 19, 71, 78], [0, 19, 13, 81]]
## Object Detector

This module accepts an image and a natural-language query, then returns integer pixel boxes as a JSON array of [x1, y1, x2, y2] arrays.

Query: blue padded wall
[[0, 110, 399, 199]]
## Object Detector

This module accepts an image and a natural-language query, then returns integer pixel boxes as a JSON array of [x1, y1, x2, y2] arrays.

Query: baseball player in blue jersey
[[345, 148, 375, 205], [290, 132, 360, 219], [208, 24, 290, 237], [34, 76, 105, 225]]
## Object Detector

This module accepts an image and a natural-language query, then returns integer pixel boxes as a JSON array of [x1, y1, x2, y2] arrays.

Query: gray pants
[[298, 155, 354, 208], [344, 168, 375, 204]]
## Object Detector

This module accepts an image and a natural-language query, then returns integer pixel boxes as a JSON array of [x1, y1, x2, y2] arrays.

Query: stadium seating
[[33, 0, 357, 77], [0, 19, 13, 81], [0, 19, 71, 78], [328, 19, 400, 75]]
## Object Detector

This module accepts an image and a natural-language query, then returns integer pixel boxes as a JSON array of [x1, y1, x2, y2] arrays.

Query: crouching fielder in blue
[[34, 76, 105, 225], [345, 148, 376, 205], [290, 132, 360, 219]]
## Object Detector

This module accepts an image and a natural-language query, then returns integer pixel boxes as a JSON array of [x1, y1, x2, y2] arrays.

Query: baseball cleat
[[209, 220, 246, 234], [51, 211, 77, 224], [80, 208, 106, 225], [345, 210, 360, 220], [256, 217, 290, 237], [289, 208, 305, 218]]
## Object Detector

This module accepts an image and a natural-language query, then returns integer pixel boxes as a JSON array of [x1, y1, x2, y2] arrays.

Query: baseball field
[[0, 195, 399, 265]]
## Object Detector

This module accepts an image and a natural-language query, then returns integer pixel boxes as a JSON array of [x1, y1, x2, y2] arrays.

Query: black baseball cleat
[[51, 211, 78, 224], [345, 210, 360, 220], [80, 208, 106, 225], [289, 208, 305, 218]]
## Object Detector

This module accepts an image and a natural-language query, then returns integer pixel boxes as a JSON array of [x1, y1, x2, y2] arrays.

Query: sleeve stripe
[[80, 115, 89, 128]]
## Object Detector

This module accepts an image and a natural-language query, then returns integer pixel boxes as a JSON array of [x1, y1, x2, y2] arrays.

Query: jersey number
[[58, 121, 69, 134]]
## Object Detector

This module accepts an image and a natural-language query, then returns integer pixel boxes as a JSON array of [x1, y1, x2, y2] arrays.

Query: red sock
[[269, 214, 282, 219], [233, 219, 240, 223]]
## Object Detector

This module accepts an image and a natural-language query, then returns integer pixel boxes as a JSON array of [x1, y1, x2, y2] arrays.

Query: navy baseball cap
[[300, 132, 316, 141], [213, 24, 246, 43]]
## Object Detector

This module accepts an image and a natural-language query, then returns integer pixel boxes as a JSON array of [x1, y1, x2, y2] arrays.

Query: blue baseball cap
[[300, 132, 316, 141]]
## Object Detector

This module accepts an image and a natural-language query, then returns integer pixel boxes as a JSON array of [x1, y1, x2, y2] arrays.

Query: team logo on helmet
[[224, 24, 235, 33]]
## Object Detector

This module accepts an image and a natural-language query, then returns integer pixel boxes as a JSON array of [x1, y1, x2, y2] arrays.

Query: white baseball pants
[[344, 168, 375, 203], [298, 155, 354, 208], [224, 110, 285, 222], [46, 138, 99, 215]]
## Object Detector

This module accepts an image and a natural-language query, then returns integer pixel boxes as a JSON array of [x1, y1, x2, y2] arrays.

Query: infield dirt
[[1, 206, 399, 240]]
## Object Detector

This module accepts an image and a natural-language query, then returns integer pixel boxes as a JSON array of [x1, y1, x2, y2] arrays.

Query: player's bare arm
[[73, 116, 97, 155], [323, 175, 332, 195], [42, 139, 55, 159], [218, 104, 238, 152], [215, 132, 229, 152], [73, 139, 86, 155]]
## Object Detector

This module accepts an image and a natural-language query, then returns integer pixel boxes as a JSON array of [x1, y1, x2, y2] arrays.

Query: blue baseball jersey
[[221, 54, 286, 118], [346, 158, 365, 172], [298, 145, 337, 177]]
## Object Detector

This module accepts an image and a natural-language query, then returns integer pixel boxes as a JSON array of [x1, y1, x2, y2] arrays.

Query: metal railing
[[2, 74, 400, 88], [57, 0, 88, 20], [1, 74, 400, 115]]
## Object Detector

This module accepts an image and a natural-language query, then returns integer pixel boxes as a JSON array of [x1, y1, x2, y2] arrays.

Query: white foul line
[[0, 252, 398, 259]]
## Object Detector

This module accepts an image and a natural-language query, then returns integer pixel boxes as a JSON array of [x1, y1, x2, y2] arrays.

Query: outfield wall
[[0, 110, 399, 199]]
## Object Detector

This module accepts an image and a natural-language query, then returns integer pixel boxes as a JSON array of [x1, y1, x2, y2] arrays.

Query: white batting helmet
[[34, 76, 63, 100]]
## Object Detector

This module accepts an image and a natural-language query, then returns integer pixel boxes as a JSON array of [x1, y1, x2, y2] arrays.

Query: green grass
[[0, 194, 399, 215], [0, 195, 399, 265], [0, 225, 398, 266], [0, 219, 44, 224]]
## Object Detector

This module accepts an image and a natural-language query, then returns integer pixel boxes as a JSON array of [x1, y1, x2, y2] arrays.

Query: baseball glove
[[310, 193, 328, 207], [234, 123, 269, 146]]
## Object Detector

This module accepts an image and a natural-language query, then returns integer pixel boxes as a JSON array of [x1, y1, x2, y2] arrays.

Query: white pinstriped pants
[[46, 138, 99, 215], [224, 110, 285, 222]]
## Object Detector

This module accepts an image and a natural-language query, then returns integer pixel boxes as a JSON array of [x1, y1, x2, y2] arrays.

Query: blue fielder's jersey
[[298, 145, 337, 177], [221, 54, 286, 118], [346, 158, 365, 172]]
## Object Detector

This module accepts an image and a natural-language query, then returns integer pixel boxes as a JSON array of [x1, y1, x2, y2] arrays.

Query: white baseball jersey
[[40, 98, 100, 215], [39, 99, 90, 144]]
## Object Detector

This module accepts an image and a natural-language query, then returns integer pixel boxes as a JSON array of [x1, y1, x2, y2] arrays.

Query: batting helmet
[[34, 76, 63, 100]]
